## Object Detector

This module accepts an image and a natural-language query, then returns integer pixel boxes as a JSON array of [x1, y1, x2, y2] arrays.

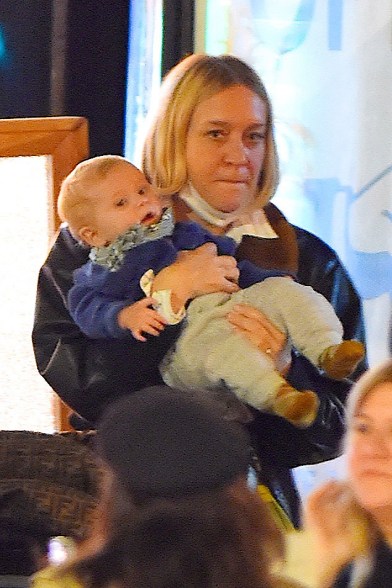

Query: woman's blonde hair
[[142, 54, 279, 208], [345, 358, 392, 425], [342, 359, 392, 585]]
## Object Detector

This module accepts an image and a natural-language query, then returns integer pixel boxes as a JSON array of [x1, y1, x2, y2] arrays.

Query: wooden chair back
[[0, 116, 89, 431]]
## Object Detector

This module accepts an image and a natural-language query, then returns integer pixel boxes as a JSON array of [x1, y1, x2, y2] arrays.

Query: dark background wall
[[64, 0, 130, 156], [161, 0, 194, 76], [0, 0, 129, 156], [0, 0, 194, 156], [0, 1, 53, 118]]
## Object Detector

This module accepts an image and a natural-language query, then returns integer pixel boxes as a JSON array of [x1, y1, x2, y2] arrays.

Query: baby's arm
[[68, 263, 168, 339], [117, 297, 167, 342]]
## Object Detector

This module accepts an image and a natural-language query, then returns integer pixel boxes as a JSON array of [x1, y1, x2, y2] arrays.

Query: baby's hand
[[118, 298, 167, 342]]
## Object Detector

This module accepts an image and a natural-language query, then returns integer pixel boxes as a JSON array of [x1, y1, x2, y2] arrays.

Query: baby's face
[[89, 163, 163, 246]]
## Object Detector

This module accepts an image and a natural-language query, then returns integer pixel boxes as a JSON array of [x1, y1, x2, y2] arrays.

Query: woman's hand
[[304, 480, 369, 586], [226, 304, 288, 371], [152, 243, 240, 312]]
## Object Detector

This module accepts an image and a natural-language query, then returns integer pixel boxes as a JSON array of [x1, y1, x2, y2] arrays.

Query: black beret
[[97, 386, 250, 499]]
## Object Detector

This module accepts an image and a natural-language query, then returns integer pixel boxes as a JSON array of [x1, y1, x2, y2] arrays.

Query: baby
[[59, 156, 364, 427]]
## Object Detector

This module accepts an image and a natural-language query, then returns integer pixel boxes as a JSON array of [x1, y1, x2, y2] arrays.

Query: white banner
[[203, 0, 392, 364]]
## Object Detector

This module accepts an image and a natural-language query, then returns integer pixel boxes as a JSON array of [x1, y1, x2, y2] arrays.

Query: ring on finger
[[265, 347, 272, 355]]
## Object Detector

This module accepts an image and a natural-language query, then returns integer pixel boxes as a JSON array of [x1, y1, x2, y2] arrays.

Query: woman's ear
[[79, 226, 99, 247]]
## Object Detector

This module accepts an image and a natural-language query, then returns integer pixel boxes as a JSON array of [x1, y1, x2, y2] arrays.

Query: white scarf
[[178, 183, 278, 243]]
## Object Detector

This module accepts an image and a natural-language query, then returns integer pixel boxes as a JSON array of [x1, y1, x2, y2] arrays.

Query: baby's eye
[[138, 188, 146, 196], [115, 198, 127, 207]]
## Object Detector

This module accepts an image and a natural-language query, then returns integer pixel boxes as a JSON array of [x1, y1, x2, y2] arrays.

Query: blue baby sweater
[[69, 221, 286, 339]]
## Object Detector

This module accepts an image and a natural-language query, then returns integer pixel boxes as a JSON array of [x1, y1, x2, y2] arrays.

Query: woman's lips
[[215, 178, 249, 185]]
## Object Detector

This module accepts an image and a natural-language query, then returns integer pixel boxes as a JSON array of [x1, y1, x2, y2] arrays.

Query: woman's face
[[185, 85, 267, 213], [347, 382, 392, 511]]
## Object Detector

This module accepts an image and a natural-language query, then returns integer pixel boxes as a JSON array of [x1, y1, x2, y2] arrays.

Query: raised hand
[[304, 480, 370, 587]]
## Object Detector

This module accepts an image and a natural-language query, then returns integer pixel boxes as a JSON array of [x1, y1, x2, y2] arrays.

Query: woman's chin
[[215, 196, 249, 214], [208, 184, 252, 213], [354, 483, 392, 512], [218, 204, 242, 213]]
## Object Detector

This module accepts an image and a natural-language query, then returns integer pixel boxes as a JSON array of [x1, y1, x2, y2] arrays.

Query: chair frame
[[0, 116, 89, 431]]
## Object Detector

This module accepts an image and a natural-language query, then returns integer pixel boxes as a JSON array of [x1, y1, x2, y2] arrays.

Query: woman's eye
[[207, 129, 224, 139], [352, 421, 369, 434], [138, 188, 146, 196], [247, 132, 265, 143], [115, 198, 127, 207]]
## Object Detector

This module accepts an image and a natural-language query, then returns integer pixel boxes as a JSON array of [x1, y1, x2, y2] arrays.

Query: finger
[[221, 279, 240, 293], [149, 311, 168, 325], [217, 254, 238, 268], [151, 318, 167, 330], [132, 330, 147, 342], [219, 264, 240, 282], [306, 481, 344, 512], [140, 297, 158, 307], [227, 310, 269, 334], [197, 242, 218, 256], [229, 304, 273, 327], [143, 324, 165, 336], [230, 303, 268, 318], [180, 242, 218, 258], [229, 305, 284, 337]]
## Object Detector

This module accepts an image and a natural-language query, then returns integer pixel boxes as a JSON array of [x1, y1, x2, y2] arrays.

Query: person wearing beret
[[32, 386, 304, 588]]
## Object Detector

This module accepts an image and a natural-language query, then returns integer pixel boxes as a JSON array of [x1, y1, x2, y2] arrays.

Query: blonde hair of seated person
[[305, 359, 392, 587]]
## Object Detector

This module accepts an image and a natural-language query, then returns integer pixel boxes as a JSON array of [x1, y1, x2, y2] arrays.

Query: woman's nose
[[223, 137, 248, 164]]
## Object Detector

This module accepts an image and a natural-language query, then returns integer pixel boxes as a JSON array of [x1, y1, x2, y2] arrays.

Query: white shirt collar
[[178, 183, 278, 243]]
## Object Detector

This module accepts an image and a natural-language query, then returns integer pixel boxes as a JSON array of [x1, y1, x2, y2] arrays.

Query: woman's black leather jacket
[[32, 221, 367, 525]]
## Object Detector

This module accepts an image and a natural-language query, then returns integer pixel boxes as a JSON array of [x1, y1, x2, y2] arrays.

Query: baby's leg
[[161, 294, 283, 408], [161, 292, 318, 427], [237, 278, 364, 378]]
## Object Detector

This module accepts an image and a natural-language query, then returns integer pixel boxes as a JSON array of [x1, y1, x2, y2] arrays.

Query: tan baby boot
[[272, 384, 319, 428], [319, 340, 365, 380]]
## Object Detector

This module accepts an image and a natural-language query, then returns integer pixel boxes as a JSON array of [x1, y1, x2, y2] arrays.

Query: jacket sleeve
[[239, 205, 368, 468], [294, 224, 367, 375], [31, 226, 181, 424]]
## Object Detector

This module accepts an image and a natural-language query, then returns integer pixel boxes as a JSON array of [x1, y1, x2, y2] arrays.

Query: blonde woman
[[33, 54, 366, 526], [305, 359, 392, 587]]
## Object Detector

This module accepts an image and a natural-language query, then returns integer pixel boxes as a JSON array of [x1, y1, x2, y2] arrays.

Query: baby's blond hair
[[58, 155, 128, 240]]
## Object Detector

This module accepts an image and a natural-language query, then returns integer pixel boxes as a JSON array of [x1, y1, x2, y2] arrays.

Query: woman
[[32, 54, 366, 525], [31, 387, 303, 588], [305, 359, 392, 587]]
